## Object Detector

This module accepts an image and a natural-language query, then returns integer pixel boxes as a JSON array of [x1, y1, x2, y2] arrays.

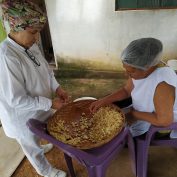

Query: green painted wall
[[0, 20, 6, 42]]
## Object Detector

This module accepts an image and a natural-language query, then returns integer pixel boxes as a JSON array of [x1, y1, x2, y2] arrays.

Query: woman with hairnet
[[0, 1, 67, 177], [90, 37, 177, 138]]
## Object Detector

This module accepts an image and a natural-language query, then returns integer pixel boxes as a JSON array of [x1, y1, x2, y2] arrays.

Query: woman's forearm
[[101, 87, 130, 104], [132, 110, 172, 127]]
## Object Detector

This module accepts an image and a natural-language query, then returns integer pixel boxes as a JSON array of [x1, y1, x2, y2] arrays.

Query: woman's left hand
[[56, 87, 69, 103], [125, 108, 137, 125]]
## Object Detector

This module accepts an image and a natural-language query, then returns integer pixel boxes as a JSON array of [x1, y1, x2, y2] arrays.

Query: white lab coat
[[0, 36, 59, 138], [0, 36, 59, 175]]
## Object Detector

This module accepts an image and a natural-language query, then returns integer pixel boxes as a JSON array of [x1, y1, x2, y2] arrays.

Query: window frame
[[115, 0, 177, 11]]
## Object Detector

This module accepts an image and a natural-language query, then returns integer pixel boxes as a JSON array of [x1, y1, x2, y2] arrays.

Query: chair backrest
[[138, 122, 177, 147], [135, 122, 177, 177]]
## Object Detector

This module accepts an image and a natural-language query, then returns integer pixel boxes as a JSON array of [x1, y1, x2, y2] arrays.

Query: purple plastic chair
[[27, 119, 136, 177], [135, 122, 177, 177]]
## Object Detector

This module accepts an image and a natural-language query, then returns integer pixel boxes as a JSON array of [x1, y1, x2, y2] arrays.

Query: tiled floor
[[0, 128, 24, 177]]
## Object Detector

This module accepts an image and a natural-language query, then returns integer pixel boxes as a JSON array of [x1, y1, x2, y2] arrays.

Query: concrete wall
[[45, 0, 177, 70]]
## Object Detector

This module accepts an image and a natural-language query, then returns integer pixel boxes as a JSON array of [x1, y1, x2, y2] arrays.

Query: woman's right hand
[[51, 98, 66, 110], [89, 99, 107, 113]]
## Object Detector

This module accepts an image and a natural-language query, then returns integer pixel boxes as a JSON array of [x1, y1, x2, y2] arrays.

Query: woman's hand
[[89, 99, 107, 113], [51, 98, 67, 110], [56, 87, 69, 103], [125, 108, 137, 126]]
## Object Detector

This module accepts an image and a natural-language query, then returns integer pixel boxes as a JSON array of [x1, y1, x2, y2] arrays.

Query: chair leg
[[127, 134, 136, 175], [87, 165, 106, 177], [64, 153, 76, 177], [136, 139, 149, 177], [87, 167, 97, 177]]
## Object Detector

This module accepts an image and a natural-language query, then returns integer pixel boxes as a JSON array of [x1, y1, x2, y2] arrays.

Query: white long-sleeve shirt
[[0, 37, 59, 138]]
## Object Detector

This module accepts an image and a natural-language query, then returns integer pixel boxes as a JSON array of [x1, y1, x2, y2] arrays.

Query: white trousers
[[16, 129, 52, 176]]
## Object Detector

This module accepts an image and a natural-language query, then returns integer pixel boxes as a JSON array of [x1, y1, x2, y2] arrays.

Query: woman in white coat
[[90, 38, 177, 138], [0, 1, 67, 177]]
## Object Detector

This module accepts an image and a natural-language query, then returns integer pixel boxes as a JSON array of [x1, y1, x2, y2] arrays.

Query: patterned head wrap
[[0, 0, 47, 31]]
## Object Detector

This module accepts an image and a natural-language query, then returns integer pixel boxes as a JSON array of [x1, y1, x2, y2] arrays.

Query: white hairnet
[[121, 38, 163, 70]]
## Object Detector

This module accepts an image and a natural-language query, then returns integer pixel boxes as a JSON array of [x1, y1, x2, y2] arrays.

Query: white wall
[[45, 0, 177, 69]]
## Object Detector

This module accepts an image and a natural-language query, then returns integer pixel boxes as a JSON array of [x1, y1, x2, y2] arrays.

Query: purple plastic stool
[[135, 122, 177, 177], [27, 119, 136, 177]]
